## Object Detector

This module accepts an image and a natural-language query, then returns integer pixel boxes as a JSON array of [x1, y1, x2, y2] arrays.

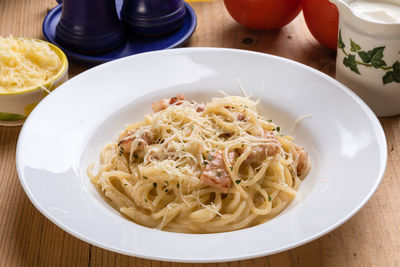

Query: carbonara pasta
[[88, 94, 311, 233]]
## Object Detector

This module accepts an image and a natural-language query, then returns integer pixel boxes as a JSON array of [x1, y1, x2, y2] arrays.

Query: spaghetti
[[88, 94, 311, 233]]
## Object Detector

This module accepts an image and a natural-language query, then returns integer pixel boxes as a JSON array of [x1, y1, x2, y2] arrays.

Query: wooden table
[[1, 0, 399, 266]]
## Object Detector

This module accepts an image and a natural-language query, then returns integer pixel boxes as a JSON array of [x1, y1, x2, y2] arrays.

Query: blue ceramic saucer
[[43, 0, 197, 66]]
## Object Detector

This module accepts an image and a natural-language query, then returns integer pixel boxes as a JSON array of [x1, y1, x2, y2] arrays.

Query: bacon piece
[[244, 146, 266, 164], [200, 150, 234, 193], [237, 113, 246, 121], [152, 95, 186, 113], [118, 130, 153, 157], [296, 147, 310, 178], [195, 104, 205, 112], [152, 99, 170, 113], [263, 131, 280, 156], [169, 94, 186, 105], [152, 95, 206, 114], [244, 131, 280, 164]]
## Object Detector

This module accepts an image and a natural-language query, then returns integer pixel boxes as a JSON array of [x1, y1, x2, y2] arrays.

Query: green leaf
[[350, 39, 361, 52], [372, 59, 387, 69], [370, 47, 387, 69], [371, 46, 384, 55], [383, 71, 393, 84], [393, 60, 400, 72], [357, 51, 371, 63], [343, 54, 360, 74], [392, 61, 400, 82], [338, 30, 345, 49]]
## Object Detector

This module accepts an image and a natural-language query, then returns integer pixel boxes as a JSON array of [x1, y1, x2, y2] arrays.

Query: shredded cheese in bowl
[[0, 36, 68, 125], [0, 36, 62, 94]]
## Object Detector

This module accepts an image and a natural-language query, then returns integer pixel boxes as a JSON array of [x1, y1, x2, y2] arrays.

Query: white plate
[[16, 48, 387, 263]]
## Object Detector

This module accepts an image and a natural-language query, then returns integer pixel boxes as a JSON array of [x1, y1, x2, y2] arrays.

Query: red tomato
[[302, 0, 339, 50], [223, 0, 302, 30]]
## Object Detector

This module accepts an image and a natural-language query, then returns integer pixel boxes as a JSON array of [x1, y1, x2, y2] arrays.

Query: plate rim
[[16, 47, 388, 263]]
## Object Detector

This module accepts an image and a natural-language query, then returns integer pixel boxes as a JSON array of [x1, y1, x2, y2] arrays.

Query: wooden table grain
[[1, 0, 399, 266]]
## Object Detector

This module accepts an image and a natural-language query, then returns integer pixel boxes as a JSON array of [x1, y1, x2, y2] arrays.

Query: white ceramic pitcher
[[330, 0, 400, 117]]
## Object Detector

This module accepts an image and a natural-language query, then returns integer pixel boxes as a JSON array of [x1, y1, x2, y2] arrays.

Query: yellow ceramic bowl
[[0, 40, 68, 126]]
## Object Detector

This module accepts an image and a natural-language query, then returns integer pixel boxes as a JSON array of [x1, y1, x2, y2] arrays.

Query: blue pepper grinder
[[121, 0, 186, 36], [56, 0, 125, 54]]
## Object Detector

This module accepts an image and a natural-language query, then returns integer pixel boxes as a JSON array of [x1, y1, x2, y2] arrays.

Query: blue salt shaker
[[55, 0, 125, 54], [121, 0, 186, 36]]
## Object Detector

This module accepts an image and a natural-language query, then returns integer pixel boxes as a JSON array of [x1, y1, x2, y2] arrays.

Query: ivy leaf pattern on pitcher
[[383, 61, 400, 84], [338, 30, 399, 85], [370, 47, 387, 69], [350, 39, 361, 52], [343, 54, 360, 74], [338, 30, 345, 49]]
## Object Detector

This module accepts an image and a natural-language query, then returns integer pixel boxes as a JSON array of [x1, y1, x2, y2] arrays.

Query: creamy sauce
[[349, 1, 400, 23]]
